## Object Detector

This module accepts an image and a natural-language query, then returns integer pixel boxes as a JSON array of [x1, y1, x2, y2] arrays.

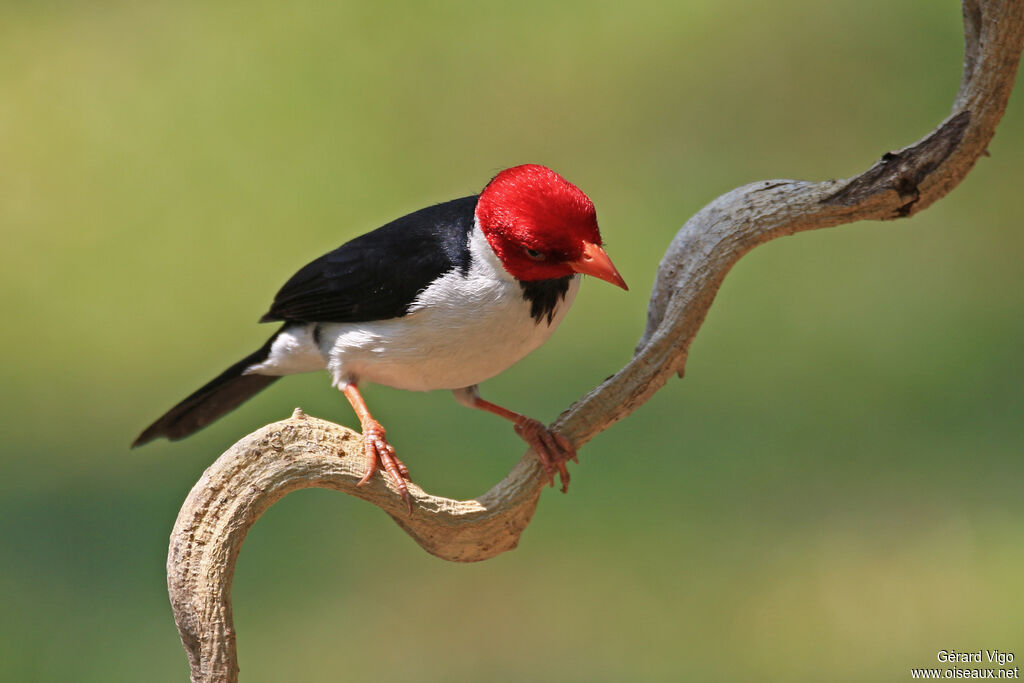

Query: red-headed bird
[[133, 164, 627, 510]]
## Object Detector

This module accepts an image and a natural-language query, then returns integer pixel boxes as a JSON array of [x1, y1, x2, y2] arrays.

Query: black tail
[[132, 330, 284, 447]]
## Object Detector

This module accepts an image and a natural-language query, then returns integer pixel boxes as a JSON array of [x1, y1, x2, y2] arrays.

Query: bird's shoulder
[[260, 195, 479, 324]]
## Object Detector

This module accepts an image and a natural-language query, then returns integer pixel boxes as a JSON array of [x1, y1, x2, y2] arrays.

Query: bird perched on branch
[[134, 164, 627, 510]]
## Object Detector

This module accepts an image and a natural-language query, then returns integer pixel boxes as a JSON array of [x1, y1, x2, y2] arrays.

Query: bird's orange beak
[[569, 241, 628, 290]]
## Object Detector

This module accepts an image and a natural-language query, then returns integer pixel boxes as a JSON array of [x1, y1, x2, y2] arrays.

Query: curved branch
[[168, 2, 1024, 681]]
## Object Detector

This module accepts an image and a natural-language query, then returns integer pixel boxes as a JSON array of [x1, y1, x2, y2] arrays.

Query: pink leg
[[341, 384, 413, 512], [461, 390, 576, 493]]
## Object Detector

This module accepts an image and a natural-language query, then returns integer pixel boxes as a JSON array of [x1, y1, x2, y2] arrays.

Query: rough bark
[[167, 2, 1024, 681]]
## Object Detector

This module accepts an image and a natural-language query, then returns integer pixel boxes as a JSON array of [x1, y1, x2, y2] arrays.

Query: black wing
[[260, 195, 478, 323]]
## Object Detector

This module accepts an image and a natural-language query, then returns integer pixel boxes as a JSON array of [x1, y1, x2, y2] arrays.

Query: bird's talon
[[556, 462, 570, 493], [357, 421, 414, 510], [514, 417, 576, 492]]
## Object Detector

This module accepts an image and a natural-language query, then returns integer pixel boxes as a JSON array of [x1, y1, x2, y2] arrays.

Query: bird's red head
[[476, 164, 627, 289]]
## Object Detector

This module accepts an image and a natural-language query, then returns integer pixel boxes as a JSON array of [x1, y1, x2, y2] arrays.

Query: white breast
[[320, 226, 579, 391]]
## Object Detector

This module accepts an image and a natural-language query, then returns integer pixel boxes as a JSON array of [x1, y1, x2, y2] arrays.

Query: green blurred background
[[2, 1, 1021, 681]]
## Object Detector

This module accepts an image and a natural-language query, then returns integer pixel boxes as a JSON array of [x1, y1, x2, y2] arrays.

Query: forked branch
[[168, 2, 1024, 681]]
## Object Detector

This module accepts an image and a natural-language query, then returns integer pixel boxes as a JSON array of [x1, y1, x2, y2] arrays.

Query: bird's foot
[[356, 420, 413, 512], [513, 417, 577, 493]]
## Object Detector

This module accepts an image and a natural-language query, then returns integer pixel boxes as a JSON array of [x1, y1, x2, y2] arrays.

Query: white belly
[[321, 273, 579, 391]]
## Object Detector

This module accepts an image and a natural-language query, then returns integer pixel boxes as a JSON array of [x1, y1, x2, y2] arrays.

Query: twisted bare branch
[[168, 2, 1024, 681]]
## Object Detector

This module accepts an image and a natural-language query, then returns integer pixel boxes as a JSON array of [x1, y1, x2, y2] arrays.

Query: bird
[[133, 164, 627, 511]]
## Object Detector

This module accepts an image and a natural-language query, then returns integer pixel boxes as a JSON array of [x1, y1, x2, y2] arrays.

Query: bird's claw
[[356, 420, 413, 513], [514, 418, 576, 493]]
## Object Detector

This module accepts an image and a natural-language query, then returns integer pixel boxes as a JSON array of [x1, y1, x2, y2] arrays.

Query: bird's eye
[[524, 248, 546, 261]]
